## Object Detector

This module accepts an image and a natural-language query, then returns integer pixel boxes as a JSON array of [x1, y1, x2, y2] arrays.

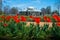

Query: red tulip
[[5, 16, 11, 21], [47, 18, 51, 22], [34, 17, 40, 24], [56, 22, 60, 27], [44, 16, 47, 22], [12, 15, 20, 23], [52, 14, 60, 22], [58, 17, 60, 22], [44, 16, 51, 22], [0, 20, 3, 22], [52, 14, 59, 21], [15, 19, 20, 23], [30, 15, 33, 18], [3, 23, 8, 27], [12, 15, 18, 20], [1, 16, 5, 19], [20, 16, 26, 22]]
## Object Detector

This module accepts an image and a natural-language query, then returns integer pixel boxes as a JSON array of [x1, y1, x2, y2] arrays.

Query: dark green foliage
[[0, 22, 60, 40]]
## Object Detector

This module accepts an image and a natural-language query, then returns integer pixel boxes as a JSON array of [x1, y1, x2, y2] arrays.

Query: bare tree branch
[[0, 0, 2, 11]]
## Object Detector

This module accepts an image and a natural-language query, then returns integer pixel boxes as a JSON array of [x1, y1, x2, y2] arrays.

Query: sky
[[2, 0, 60, 11]]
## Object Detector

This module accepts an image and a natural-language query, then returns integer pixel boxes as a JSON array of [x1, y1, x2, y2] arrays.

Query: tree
[[55, 0, 60, 15], [0, 0, 2, 14], [0, 0, 2, 11], [41, 8, 46, 16], [4, 6, 10, 14], [46, 6, 51, 14], [10, 7, 18, 14], [52, 10, 59, 15]]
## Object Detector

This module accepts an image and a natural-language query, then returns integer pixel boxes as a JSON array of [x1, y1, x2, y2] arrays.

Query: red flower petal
[[20, 16, 26, 22], [3, 23, 8, 27], [56, 22, 60, 27], [34, 17, 41, 24], [30, 15, 33, 18], [44, 16, 51, 22]]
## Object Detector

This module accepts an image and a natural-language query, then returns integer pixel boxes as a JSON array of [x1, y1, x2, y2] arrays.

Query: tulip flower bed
[[0, 14, 60, 40]]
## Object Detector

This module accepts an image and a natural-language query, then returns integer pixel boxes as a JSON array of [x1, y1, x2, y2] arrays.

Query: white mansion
[[20, 7, 42, 16]]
